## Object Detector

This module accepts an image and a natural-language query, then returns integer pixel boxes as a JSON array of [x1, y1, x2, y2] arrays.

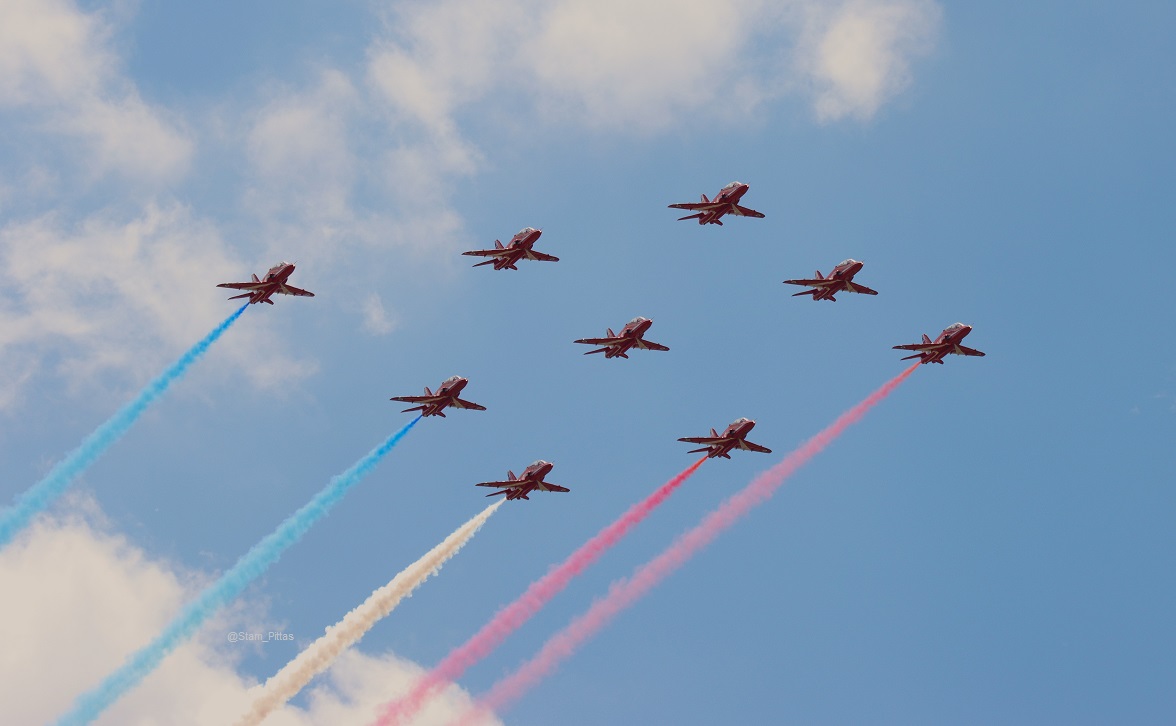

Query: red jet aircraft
[[462, 227, 559, 270], [390, 376, 487, 417], [217, 262, 315, 305], [893, 322, 986, 364], [668, 181, 765, 225], [475, 460, 569, 500], [573, 317, 669, 359], [783, 259, 879, 301], [678, 417, 772, 459]]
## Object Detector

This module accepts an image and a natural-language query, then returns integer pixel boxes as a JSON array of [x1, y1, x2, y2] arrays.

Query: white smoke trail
[[234, 501, 504, 726]]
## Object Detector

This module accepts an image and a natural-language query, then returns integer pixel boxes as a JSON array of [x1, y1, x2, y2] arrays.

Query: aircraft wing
[[574, 336, 622, 346], [731, 204, 765, 218], [892, 342, 941, 352], [475, 481, 520, 490], [668, 201, 725, 211], [677, 436, 727, 445], [538, 483, 570, 493], [216, 281, 267, 291], [738, 440, 772, 453], [956, 345, 986, 357], [462, 249, 509, 258], [389, 394, 442, 404], [451, 397, 487, 410], [634, 339, 669, 352], [782, 278, 829, 288], [279, 284, 315, 297], [845, 282, 878, 295], [525, 250, 560, 262]]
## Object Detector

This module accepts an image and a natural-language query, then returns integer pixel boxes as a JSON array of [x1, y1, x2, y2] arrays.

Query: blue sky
[[1, 1, 1174, 724]]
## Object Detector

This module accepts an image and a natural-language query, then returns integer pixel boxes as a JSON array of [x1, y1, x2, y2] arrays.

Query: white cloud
[[0, 503, 501, 725], [362, 293, 398, 336], [0, 0, 191, 182], [364, 0, 940, 130], [0, 202, 315, 408], [521, 0, 763, 128], [792, 0, 942, 122]]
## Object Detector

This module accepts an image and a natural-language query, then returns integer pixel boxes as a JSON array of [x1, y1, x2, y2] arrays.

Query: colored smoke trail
[[53, 416, 421, 726], [375, 457, 708, 726], [0, 304, 249, 549], [460, 365, 919, 724], [234, 501, 505, 726]]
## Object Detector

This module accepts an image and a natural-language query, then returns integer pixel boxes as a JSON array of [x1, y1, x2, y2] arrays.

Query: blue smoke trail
[[54, 415, 421, 726], [0, 304, 249, 549]]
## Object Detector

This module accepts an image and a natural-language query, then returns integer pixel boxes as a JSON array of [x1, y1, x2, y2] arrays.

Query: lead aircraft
[[475, 461, 569, 500], [668, 182, 765, 225], [216, 262, 314, 304], [462, 227, 558, 270], [678, 418, 772, 459]]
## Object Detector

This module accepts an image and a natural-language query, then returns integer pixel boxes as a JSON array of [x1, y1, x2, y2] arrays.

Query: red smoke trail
[[457, 364, 919, 724], [374, 457, 708, 725]]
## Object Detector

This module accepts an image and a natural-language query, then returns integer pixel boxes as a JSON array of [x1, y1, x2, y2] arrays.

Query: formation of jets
[[216, 180, 984, 501]]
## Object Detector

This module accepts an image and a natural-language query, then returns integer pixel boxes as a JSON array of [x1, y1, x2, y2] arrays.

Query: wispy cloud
[[0, 0, 192, 182]]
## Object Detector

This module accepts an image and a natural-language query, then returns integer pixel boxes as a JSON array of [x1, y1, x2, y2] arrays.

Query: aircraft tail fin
[[791, 289, 817, 298], [607, 328, 615, 338], [264, 298, 274, 305], [252, 274, 260, 283], [507, 470, 517, 481], [677, 212, 704, 222], [687, 446, 710, 455], [227, 292, 251, 301], [922, 334, 932, 344], [815, 270, 823, 279], [700, 194, 709, 203], [424, 386, 433, 396], [900, 352, 924, 362], [495, 239, 504, 249], [710, 428, 718, 437]]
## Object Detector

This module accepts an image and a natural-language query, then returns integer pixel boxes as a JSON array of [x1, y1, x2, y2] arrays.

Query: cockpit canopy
[[627, 317, 649, 326], [733, 417, 753, 425], [517, 227, 538, 236], [528, 460, 551, 469], [722, 181, 744, 191], [442, 375, 463, 386], [837, 259, 858, 267], [947, 322, 967, 331]]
